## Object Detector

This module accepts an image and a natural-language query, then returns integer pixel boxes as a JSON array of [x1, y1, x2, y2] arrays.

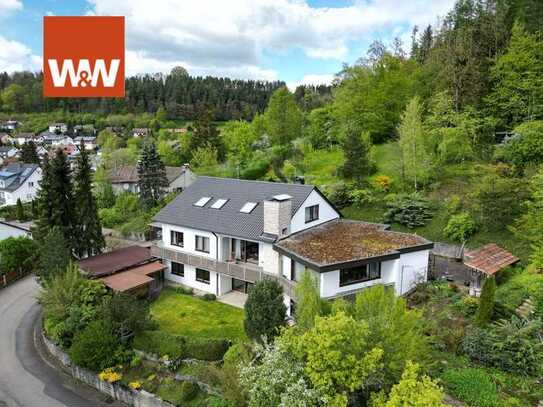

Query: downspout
[[212, 232, 219, 296]]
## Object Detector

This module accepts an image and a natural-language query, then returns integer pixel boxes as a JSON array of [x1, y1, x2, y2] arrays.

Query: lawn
[[150, 288, 246, 341]]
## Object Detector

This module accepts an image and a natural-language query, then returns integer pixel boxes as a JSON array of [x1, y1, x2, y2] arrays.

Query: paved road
[[0, 276, 123, 407]]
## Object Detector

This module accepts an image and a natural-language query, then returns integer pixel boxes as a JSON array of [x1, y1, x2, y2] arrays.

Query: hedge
[[134, 330, 230, 361]]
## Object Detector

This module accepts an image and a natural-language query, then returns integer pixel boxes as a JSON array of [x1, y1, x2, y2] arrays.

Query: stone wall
[[42, 333, 175, 407]]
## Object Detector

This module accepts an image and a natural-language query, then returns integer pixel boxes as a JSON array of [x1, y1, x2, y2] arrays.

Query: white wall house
[[108, 165, 196, 195], [74, 136, 97, 151], [151, 177, 433, 315], [48, 123, 68, 134], [0, 163, 42, 207]]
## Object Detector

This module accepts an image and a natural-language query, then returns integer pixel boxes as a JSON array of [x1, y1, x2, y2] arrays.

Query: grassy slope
[[149, 288, 246, 341], [305, 142, 529, 261]]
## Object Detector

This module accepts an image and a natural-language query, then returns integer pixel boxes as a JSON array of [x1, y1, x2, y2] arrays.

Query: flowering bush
[[98, 368, 122, 383], [129, 381, 142, 390], [374, 175, 392, 192]]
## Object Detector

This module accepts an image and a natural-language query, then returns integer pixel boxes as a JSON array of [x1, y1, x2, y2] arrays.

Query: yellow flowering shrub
[[129, 381, 142, 390], [98, 368, 122, 383]]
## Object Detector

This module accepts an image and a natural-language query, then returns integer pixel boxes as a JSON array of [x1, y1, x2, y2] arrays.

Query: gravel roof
[[153, 176, 316, 242], [275, 219, 433, 271]]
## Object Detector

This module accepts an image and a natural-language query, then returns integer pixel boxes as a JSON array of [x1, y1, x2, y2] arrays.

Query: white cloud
[[0, 0, 21, 18], [287, 73, 335, 91], [0, 35, 41, 72], [87, 0, 455, 79]]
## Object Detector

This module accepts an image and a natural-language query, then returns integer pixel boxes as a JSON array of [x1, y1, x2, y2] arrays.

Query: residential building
[[151, 177, 433, 315], [79, 246, 165, 298], [40, 132, 75, 148], [0, 220, 31, 240], [48, 123, 68, 134], [0, 147, 19, 160], [108, 164, 196, 194], [0, 133, 11, 144], [73, 124, 96, 135], [73, 136, 98, 151], [13, 133, 44, 146], [0, 163, 42, 207], [1, 120, 20, 131]]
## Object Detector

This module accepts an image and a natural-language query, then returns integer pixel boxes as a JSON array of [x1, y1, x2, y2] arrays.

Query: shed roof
[[79, 246, 153, 277], [274, 219, 433, 272], [100, 270, 154, 292], [464, 243, 519, 275]]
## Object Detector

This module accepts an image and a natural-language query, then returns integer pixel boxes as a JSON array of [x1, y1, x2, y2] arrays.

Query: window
[[339, 263, 381, 287], [210, 198, 228, 209], [28, 182, 34, 187], [171, 262, 184, 277], [195, 235, 210, 253], [240, 202, 258, 213], [290, 259, 298, 281], [196, 268, 210, 284], [194, 197, 212, 207], [305, 204, 319, 223], [290, 299, 296, 317], [170, 230, 184, 247]]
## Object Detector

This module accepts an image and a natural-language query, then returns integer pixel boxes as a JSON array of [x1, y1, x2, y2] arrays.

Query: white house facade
[[151, 177, 433, 315], [0, 163, 42, 207]]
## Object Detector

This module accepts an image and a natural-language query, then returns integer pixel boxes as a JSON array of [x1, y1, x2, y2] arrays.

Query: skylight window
[[240, 202, 258, 214], [211, 198, 228, 209], [273, 194, 292, 201], [194, 197, 212, 207]]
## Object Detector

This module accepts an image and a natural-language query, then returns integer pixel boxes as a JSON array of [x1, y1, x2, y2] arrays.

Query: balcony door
[[230, 238, 259, 264]]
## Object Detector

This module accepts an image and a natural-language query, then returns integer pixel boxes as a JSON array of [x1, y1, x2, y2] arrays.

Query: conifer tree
[[15, 198, 25, 221], [20, 141, 40, 164], [34, 150, 75, 250], [73, 144, 105, 258], [137, 141, 168, 208], [341, 126, 373, 184], [475, 276, 496, 327]]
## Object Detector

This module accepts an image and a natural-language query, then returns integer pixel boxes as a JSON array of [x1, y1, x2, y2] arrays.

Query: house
[[0, 133, 12, 144], [0, 220, 31, 240], [132, 128, 150, 138], [73, 124, 96, 135], [0, 163, 42, 207], [79, 245, 165, 298], [1, 120, 20, 131], [13, 133, 43, 146], [0, 146, 19, 160], [41, 132, 74, 148], [150, 177, 433, 315], [48, 123, 68, 134], [108, 165, 196, 194], [73, 136, 97, 151]]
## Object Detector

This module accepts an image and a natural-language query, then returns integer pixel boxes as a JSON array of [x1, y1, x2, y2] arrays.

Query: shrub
[[202, 293, 216, 301], [455, 295, 479, 317], [69, 319, 125, 372], [475, 277, 496, 327], [180, 381, 200, 401], [444, 212, 477, 242], [441, 368, 499, 407], [0, 236, 38, 275], [496, 271, 543, 317], [323, 182, 354, 209], [349, 189, 375, 208], [223, 342, 252, 368], [98, 368, 122, 383], [373, 175, 392, 192], [244, 279, 286, 342], [461, 328, 495, 366], [184, 337, 231, 361], [175, 286, 194, 295], [133, 330, 185, 360], [383, 192, 433, 228]]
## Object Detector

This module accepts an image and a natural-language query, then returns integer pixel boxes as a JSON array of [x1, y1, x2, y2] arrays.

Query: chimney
[[263, 194, 292, 237]]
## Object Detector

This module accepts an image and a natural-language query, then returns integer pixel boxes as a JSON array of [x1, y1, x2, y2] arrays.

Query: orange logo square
[[43, 16, 125, 98]]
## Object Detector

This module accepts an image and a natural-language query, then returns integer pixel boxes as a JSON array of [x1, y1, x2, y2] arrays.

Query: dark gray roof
[[0, 163, 39, 192], [153, 176, 317, 242]]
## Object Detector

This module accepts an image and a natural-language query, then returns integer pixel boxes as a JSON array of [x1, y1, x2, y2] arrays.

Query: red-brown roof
[[100, 271, 154, 292], [464, 243, 519, 275], [79, 246, 153, 277], [129, 261, 166, 276]]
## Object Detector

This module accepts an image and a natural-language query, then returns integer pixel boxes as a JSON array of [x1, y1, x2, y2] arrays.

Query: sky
[[0, 0, 456, 88]]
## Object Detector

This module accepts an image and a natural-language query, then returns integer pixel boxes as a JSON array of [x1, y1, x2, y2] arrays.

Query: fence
[[1, 270, 32, 289], [42, 333, 175, 407]]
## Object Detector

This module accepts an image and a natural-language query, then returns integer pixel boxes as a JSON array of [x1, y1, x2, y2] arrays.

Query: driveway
[[0, 276, 124, 407]]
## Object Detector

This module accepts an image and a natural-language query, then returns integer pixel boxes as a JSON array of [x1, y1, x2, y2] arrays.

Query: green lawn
[[150, 288, 246, 341]]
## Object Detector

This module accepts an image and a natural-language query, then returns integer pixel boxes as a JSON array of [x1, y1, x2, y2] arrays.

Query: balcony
[[150, 241, 296, 299]]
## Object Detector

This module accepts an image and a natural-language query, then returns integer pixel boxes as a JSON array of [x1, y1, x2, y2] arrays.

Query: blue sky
[[0, 0, 456, 87]]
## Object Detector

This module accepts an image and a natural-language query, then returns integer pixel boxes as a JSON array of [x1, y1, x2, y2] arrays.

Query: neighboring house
[[0, 220, 31, 240], [41, 132, 75, 148], [73, 124, 96, 135], [48, 123, 68, 134], [13, 133, 43, 146], [1, 120, 20, 131], [36, 145, 48, 159], [79, 245, 165, 298], [0, 147, 19, 160], [0, 163, 42, 207], [0, 133, 11, 144], [108, 165, 196, 194], [151, 177, 433, 315], [73, 136, 97, 151], [132, 128, 150, 138]]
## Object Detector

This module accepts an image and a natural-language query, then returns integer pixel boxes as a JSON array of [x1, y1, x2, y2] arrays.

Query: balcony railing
[[150, 241, 297, 299]]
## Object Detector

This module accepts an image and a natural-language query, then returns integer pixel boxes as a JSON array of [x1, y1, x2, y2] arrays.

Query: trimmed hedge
[[134, 330, 230, 361]]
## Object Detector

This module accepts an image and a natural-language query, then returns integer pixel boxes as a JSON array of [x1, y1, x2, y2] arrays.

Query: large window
[[171, 230, 184, 247], [171, 261, 184, 277], [195, 235, 210, 253], [339, 263, 381, 287], [305, 204, 319, 223], [196, 268, 210, 284]]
